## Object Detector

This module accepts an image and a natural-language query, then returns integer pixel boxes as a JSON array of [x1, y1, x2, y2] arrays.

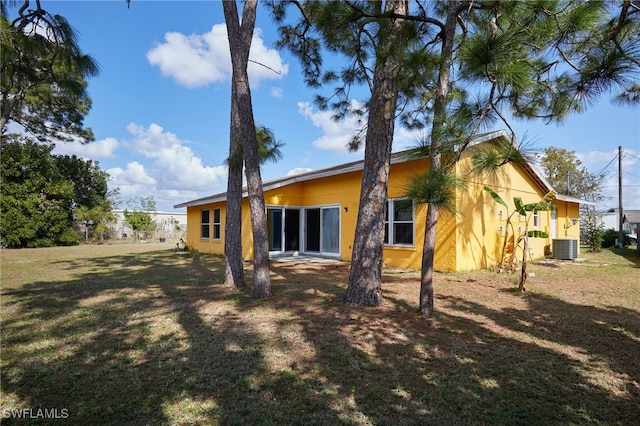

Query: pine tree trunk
[[345, 0, 407, 306], [419, 1, 460, 316], [224, 98, 245, 288], [0, 116, 9, 140], [420, 203, 438, 315], [223, 0, 271, 297]]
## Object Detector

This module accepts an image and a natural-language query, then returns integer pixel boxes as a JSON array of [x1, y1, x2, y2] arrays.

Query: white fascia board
[[174, 129, 526, 209]]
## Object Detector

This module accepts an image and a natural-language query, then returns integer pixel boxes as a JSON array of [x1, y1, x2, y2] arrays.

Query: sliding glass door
[[305, 206, 340, 256], [321, 207, 340, 254], [268, 206, 340, 257], [267, 209, 283, 251], [268, 208, 300, 253], [305, 208, 321, 252]]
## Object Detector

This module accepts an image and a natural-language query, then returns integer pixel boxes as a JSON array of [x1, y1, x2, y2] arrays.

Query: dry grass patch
[[1, 243, 639, 425]]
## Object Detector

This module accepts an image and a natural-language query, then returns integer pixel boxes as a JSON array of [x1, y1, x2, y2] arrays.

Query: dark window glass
[[394, 223, 413, 245], [213, 208, 221, 240], [201, 210, 210, 239], [384, 202, 389, 244]]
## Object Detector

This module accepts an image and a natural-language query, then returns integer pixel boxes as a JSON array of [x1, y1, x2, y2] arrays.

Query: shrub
[[602, 229, 630, 248], [581, 210, 604, 252]]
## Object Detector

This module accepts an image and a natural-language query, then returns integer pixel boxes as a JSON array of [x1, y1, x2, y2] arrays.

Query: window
[[533, 211, 539, 228], [213, 208, 221, 240], [201, 209, 210, 239], [384, 199, 414, 246]]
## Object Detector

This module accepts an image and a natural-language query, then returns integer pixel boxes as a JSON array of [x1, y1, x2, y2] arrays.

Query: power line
[[593, 153, 618, 176], [625, 151, 640, 161]]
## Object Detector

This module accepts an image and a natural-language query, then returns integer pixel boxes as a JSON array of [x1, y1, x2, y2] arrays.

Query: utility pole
[[618, 146, 624, 248]]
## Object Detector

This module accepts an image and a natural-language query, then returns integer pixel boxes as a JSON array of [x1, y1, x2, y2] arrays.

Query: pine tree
[[1, 2, 100, 144], [223, 0, 272, 298], [274, 0, 639, 316]]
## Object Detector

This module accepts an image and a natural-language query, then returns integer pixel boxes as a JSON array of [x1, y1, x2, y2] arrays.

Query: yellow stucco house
[[174, 130, 587, 271]]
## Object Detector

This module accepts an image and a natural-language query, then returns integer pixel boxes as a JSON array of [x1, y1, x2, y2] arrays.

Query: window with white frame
[[213, 208, 221, 240], [533, 211, 539, 228], [201, 209, 210, 239], [384, 199, 414, 246]]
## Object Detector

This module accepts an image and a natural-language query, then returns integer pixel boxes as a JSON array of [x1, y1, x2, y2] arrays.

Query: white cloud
[[298, 101, 365, 155], [126, 122, 183, 155], [107, 162, 157, 201], [270, 86, 283, 99], [152, 189, 202, 213], [147, 24, 288, 89], [287, 167, 313, 176], [77, 123, 231, 211], [52, 137, 119, 159], [40, 127, 204, 209], [575, 149, 618, 170], [297, 100, 424, 156], [247, 28, 289, 85], [153, 144, 227, 191], [109, 162, 156, 186], [124, 123, 228, 192]]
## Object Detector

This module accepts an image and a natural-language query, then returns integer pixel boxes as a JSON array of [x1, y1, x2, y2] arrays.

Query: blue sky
[[20, 1, 640, 211]]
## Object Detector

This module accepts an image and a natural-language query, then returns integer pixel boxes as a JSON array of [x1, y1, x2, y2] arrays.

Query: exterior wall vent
[[552, 239, 578, 260]]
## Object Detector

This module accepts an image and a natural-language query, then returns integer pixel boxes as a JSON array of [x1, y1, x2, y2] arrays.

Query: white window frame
[[384, 199, 415, 247], [533, 211, 539, 229]]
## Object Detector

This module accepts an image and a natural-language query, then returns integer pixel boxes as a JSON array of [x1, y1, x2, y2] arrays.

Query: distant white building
[[599, 208, 639, 235], [111, 210, 187, 240]]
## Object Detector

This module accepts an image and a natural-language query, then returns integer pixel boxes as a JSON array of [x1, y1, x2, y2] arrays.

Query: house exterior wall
[[186, 172, 362, 261], [184, 152, 581, 271], [453, 153, 581, 271], [456, 156, 546, 270], [296, 170, 361, 261], [554, 200, 581, 239], [186, 206, 214, 253], [384, 158, 456, 271]]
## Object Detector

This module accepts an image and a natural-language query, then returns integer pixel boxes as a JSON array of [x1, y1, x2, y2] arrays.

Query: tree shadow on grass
[[2, 249, 639, 425], [268, 261, 640, 425], [608, 247, 640, 268], [1, 250, 346, 425], [429, 291, 640, 424]]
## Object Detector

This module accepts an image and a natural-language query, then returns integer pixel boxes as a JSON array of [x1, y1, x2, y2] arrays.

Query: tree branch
[[344, 0, 446, 31], [248, 59, 282, 75]]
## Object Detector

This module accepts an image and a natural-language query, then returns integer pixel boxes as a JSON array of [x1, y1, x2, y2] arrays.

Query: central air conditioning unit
[[552, 239, 578, 260]]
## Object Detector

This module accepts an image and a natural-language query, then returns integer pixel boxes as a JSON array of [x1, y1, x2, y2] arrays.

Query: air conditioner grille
[[552, 239, 578, 260]]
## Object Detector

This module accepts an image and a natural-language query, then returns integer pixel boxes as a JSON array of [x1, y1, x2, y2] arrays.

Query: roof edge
[[174, 129, 593, 209], [555, 194, 597, 206]]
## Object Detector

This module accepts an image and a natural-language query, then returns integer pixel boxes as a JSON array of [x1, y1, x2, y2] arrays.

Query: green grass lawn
[[1, 243, 639, 425]]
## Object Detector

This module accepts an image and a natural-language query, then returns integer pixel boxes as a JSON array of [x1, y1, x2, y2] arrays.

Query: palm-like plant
[[1, 2, 100, 143], [484, 186, 556, 292], [226, 125, 283, 167], [256, 125, 284, 165]]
